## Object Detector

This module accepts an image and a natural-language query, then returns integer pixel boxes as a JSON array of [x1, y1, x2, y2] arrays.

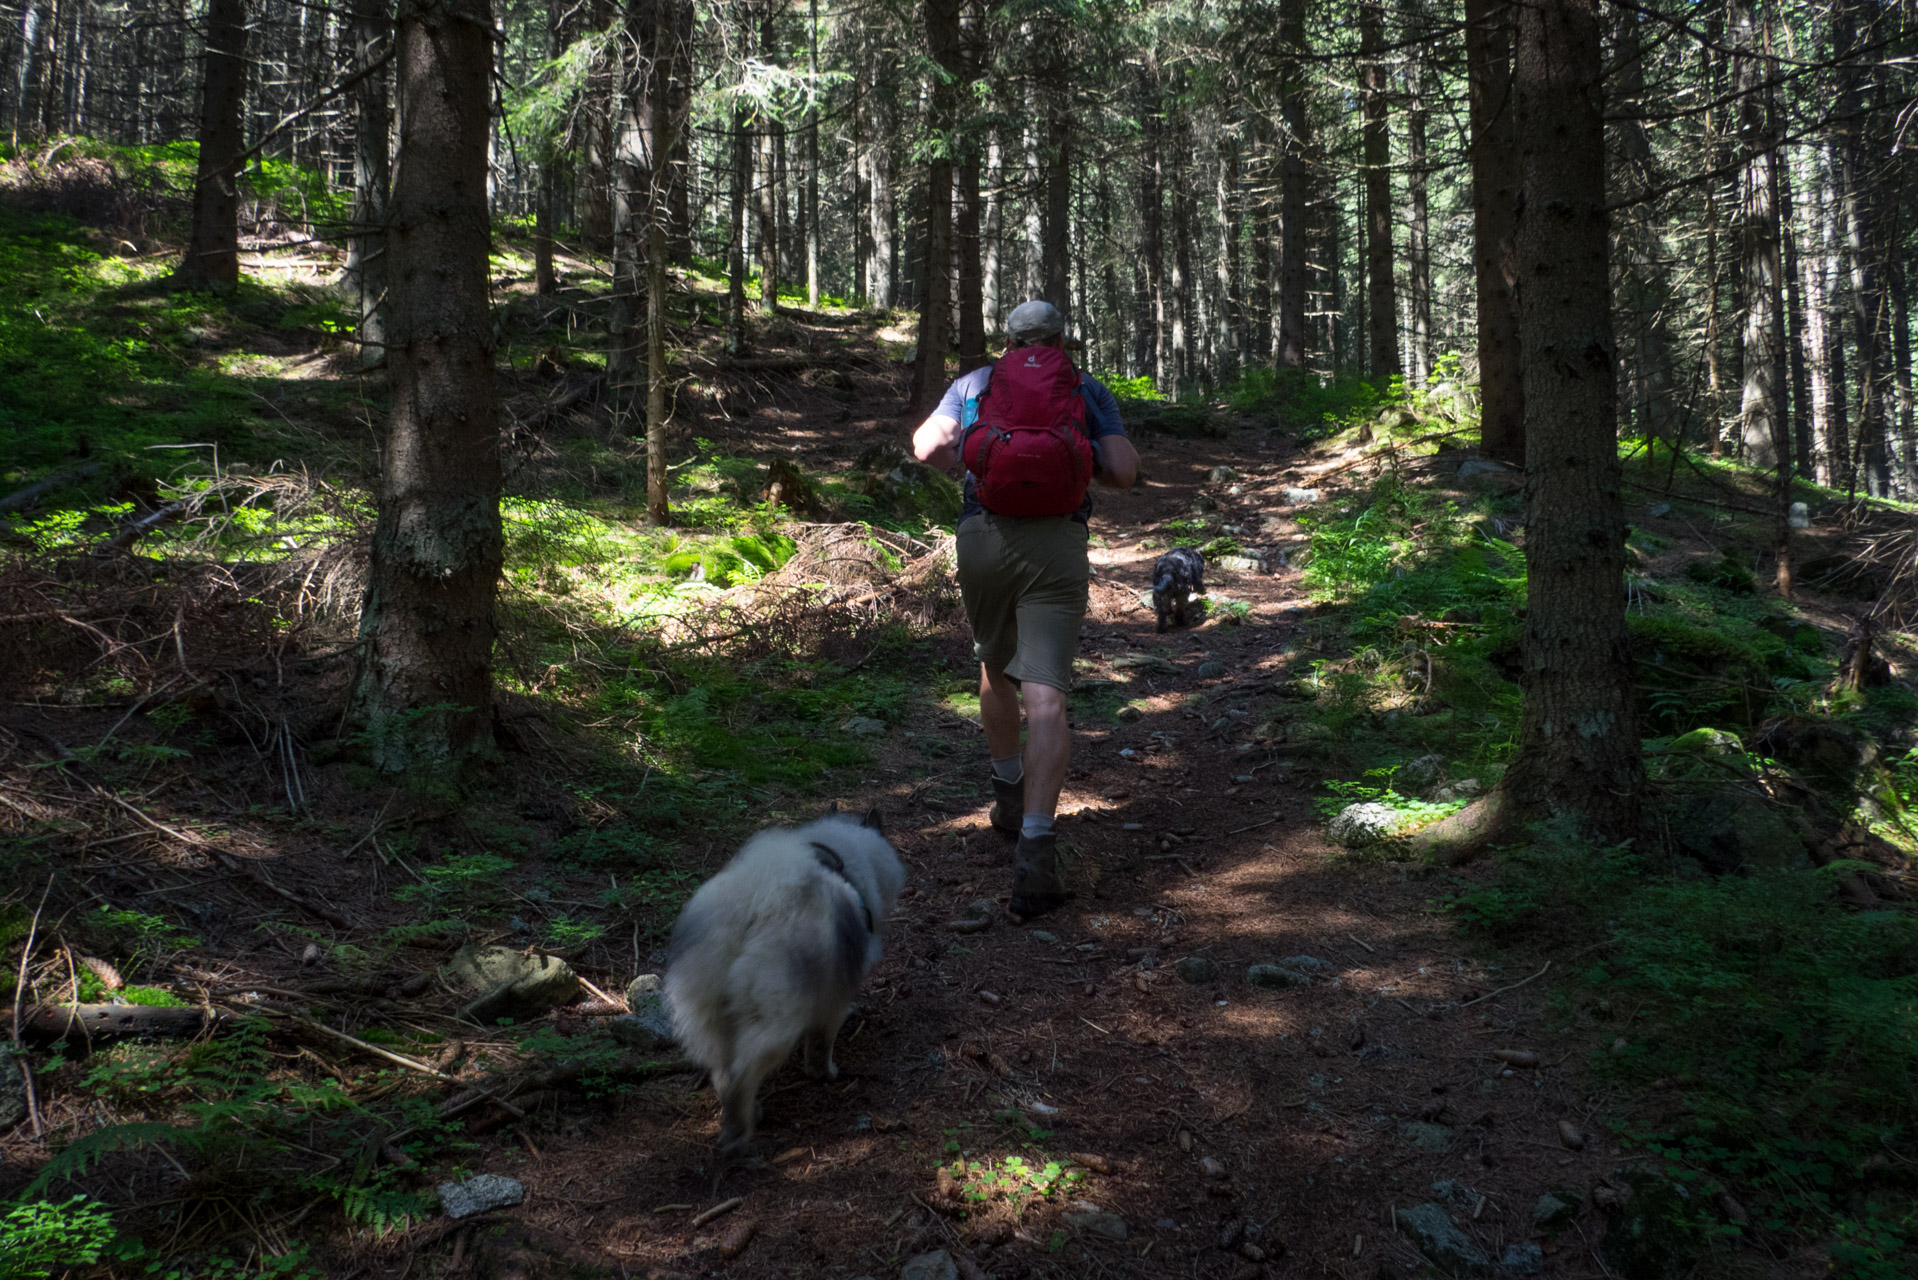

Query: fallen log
[[0, 462, 103, 514], [21, 1002, 227, 1043]]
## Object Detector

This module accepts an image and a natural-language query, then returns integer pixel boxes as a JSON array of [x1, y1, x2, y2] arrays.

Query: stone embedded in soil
[[1282, 486, 1322, 504], [1501, 1243, 1545, 1275], [964, 898, 997, 921], [1393, 1202, 1489, 1276], [438, 1173, 525, 1219], [1198, 1156, 1228, 1179], [1208, 465, 1240, 483], [450, 945, 581, 1023], [1396, 753, 1449, 798], [1116, 705, 1143, 722], [1534, 1189, 1580, 1231], [1174, 955, 1218, 984], [1246, 963, 1309, 989], [608, 991, 676, 1051], [1327, 801, 1401, 848], [1029, 930, 1060, 944], [1397, 1120, 1456, 1153], [626, 973, 662, 1000], [1280, 954, 1333, 975], [1062, 1207, 1129, 1240], [1197, 660, 1227, 678], [899, 1250, 958, 1280], [840, 715, 887, 736]]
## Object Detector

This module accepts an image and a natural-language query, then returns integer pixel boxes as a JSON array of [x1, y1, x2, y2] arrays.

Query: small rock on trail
[[439, 1173, 526, 1219]]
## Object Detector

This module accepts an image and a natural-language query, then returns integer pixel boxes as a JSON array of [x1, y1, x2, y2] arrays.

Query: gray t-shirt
[[936, 362, 1129, 522]]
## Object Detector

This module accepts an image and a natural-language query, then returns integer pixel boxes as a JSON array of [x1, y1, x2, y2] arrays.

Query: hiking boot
[[989, 774, 1024, 838], [1010, 832, 1067, 918]]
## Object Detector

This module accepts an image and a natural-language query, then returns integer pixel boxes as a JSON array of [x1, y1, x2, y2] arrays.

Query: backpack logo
[[959, 346, 1094, 518]]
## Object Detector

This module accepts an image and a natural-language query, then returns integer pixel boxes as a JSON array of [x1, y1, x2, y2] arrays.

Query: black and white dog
[[1152, 547, 1206, 633], [665, 808, 906, 1156]]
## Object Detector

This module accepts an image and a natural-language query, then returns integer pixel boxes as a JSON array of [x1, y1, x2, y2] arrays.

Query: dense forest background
[[3, 0, 1918, 1277], [7, 0, 1917, 492]]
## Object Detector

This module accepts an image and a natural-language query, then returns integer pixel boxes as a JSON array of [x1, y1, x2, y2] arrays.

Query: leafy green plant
[[0, 1196, 116, 1278]]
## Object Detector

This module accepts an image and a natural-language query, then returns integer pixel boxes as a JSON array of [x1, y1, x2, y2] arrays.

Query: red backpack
[[959, 345, 1094, 517]]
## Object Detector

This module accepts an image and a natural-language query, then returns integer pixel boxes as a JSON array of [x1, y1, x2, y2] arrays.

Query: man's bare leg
[[981, 665, 1024, 835], [1007, 680, 1068, 917]]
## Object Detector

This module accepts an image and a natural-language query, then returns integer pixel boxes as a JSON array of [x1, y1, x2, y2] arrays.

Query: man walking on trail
[[911, 300, 1141, 917]]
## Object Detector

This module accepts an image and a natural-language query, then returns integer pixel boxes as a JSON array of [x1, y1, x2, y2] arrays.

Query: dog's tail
[[1153, 570, 1174, 593]]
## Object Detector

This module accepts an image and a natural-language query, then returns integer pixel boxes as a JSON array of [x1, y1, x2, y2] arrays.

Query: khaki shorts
[[955, 513, 1089, 692]]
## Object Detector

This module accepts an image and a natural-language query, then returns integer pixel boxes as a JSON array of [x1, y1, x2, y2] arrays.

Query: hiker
[[910, 299, 1141, 917]]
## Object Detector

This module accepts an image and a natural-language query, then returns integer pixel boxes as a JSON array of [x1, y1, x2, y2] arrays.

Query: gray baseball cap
[[1006, 299, 1066, 344]]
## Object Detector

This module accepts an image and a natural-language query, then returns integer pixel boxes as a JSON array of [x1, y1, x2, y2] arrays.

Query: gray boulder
[[1062, 1206, 1129, 1240], [1174, 955, 1218, 984], [1672, 787, 1811, 875], [609, 989, 676, 1052], [1534, 1188, 1581, 1231], [1247, 963, 1309, 989], [438, 1173, 525, 1219], [900, 1251, 958, 1280], [1197, 661, 1227, 678], [450, 946, 581, 1025], [1397, 1121, 1455, 1154], [1501, 1243, 1545, 1276], [1458, 458, 1516, 482], [1394, 1203, 1489, 1276], [1396, 753, 1450, 798], [1327, 801, 1401, 848], [1281, 487, 1322, 505], [1207, 465, 1239, 483], [1281, 954, 1333, 975]]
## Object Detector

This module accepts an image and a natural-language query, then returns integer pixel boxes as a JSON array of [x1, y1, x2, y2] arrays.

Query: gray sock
[[991, 755, 1024, 784], [1021, 814, 1056, 840]]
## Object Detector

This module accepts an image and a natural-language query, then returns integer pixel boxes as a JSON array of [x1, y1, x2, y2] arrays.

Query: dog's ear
[[860, 806, 884, 833]]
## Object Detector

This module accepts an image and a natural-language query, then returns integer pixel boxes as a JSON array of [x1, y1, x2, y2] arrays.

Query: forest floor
[[3, 149, 1917, 1280]]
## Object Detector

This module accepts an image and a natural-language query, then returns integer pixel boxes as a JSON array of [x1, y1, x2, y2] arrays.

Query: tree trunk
[[1042, 80, 1071, 314], [1359, 1, 1398, 379], [912, 0, 960, 410], [1466, 0, 1522, 464], [982, 127, 1003, 333], [757, 122, 780, 316], [1835, 4, 1890, 497], [1819, 144, 1848, 486], [174, 0, 248, 293], [1733, 3, 1786, 478], [1215, 129, 1240, 380], [1504, 0, 1640, 840], [956, 143, 986, 372], [647, 222, 669, 525], [342, 0, 392, 367], [867, 98, 894, 309], [1612, 5, 1674, 442], [1405, 47, 1432, 384], [726, 90, 751, 354], [350, 0, 503, 780], [609, 0, 659, 422], [1139, 57, 1163, 388], [805, 0, 820, 307], [1783, 144, 1815, 477], [1276, 0, 1308, 369]]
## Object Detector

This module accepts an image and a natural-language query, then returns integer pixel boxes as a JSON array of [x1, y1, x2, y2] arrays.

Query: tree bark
[[911, 0, 960, 411], [1215, 129, 1240, 380], [867, 97, 894, 309], [350, 0, 503, 780], [1733, 2, 1786, 476], [647, 222, 669, 525], [1139, 57, 1164, 388], [1465, 0, 1522, 464], [343, 0, 392, 367], [1404, 47, 1432, 384], [982, 127, 1004, 333], [726, 87, 751, 354], [1502, 0, 1640, 840], [956, 143, 986, 372], [1276, 0, 1308, 369], [609, 0, 660, 422], [1042, 78, 1071, 315], [174, 0, 248, 293], [1835, 3, 1890, 497], [1358, 1, 1398, 379]]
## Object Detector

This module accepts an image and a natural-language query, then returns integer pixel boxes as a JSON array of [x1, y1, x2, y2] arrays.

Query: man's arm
[[913, 413, 962, 469], [1091, 434, 1141, 489]]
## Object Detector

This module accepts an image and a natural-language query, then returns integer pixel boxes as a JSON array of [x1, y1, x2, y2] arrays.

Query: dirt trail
[[488, 426, 1615, 1279]]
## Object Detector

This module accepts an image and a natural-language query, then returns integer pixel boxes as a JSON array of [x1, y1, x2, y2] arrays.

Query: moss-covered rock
[[1599, 1172, 1708, 1280], [1671, 786, 1812, 874]]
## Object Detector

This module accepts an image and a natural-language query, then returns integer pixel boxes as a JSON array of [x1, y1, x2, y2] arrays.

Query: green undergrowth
[[1447, 826, 1918, 1275]]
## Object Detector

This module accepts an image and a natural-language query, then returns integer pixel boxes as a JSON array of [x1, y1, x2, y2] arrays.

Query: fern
[[22, 1121, 198, 1198]]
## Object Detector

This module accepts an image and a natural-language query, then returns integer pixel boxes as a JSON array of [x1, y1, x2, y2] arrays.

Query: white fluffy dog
[[664, 807, 907, 1156]]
